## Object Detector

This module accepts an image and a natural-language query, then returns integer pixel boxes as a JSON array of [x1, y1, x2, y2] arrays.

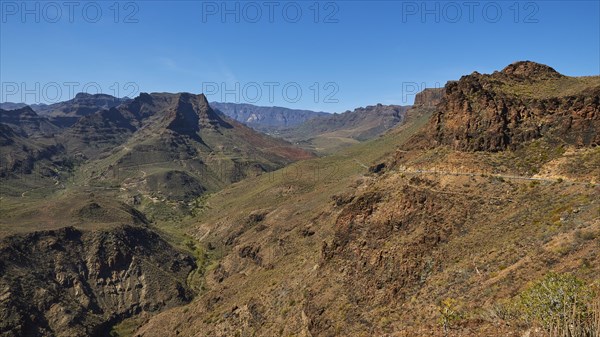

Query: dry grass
[[500, 76, 600, 99]]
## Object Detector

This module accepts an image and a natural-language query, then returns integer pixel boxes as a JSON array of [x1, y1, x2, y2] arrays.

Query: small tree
[[438, 297, 463, 336]]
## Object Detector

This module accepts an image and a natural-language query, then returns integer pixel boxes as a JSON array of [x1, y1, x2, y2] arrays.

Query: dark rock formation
[[419, 61, 600, 151], [0, 225, 195, 337], [0, 106, 60, 137]]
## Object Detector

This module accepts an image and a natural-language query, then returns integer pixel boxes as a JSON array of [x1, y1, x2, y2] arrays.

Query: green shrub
[[438, 297, 463, 336], [516, 272, 596, 335]]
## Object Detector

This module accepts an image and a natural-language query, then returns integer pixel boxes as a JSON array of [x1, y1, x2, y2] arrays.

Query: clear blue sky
[[1, 0, 599, 112]]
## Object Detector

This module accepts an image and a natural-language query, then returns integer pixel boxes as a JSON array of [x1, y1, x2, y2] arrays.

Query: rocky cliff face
[[420, 61, 600, 151], [413, 88, 444, 107], [165, 93, 232, 135], [0, 225, 195, 337]]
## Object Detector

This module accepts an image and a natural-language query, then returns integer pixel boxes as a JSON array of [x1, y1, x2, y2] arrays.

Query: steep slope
[[209, 102, 328, 132], [59, 93, 313, 208], [130, 105, 436, 337], [0, 122, 67, 197], [0, 225, 195, 337], [0, 106, 60, 137], [133, 64, 600, 337], [280, 104, 411, 154], [60, 107, 137, 159], [0, 123, 63, 179]]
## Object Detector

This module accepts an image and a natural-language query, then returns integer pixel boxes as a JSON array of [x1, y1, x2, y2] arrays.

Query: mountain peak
[[74, 92, 117, 100], [166, 94, 201, 136], [13, 105, 37, 115], [197, 93, 209, 105], [500, 61, 563, 79], [74, 92, 92, 99], [137, 92, 231, 136], [137, 92, 154, 103]]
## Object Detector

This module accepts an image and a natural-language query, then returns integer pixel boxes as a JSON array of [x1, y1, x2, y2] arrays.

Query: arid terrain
[[1, 61, 599, 337]]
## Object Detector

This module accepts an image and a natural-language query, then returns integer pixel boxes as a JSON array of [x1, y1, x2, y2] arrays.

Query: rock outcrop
[[419, 61, 600, 151], [413, 87, 445, 107], [500, 61, 563, 80]]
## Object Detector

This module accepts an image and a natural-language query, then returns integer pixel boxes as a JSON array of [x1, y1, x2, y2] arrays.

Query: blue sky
[[1, 0, 599, 112]]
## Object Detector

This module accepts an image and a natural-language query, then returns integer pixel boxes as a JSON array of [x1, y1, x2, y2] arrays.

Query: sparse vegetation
[[513, 273, 598, 336], [2, 62, 599, 337], [499, 76, 600, 99], [438, 298, 464, 336]]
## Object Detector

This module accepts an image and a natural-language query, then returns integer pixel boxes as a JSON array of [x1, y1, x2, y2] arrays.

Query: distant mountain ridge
[[1, 96, 406, 149], [285, 104, 410, 140], [0, 106, 60, 137], [276, 103, 411, 153], [0, 102, 27, 111], [209, 102, 328, 132], [1, 93, 131, 127], [2, 97, 327, 132]]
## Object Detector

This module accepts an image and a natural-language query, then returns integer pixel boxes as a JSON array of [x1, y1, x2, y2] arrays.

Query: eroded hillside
[[132, 63, 600, 337], [0, 225, 195, 337], [0, 62, 598, 337]]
